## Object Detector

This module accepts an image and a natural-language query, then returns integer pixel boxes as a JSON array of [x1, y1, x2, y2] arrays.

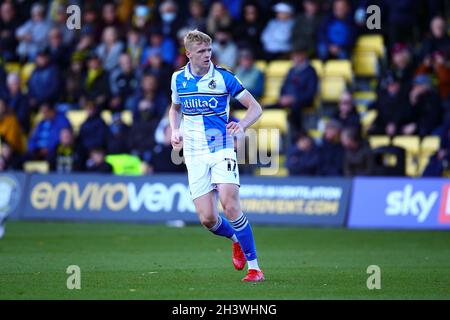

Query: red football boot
[[242, 269, 265, 282], [232, 242, 246, 270]]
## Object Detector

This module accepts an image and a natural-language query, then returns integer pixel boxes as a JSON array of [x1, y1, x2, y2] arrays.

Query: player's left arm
[[227, 91, 262, 136], [225, 69, 263, 137]]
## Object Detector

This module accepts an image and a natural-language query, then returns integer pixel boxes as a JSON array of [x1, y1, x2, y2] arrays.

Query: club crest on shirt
[[208, 79, 216, 89]]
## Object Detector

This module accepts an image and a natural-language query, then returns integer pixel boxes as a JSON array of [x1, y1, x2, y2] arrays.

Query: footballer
[[169, 30, 264, 282]]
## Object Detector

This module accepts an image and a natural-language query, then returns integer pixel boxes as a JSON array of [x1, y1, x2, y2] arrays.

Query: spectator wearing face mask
[[156, 0, 186, 43], [212, 27, 238, 70]]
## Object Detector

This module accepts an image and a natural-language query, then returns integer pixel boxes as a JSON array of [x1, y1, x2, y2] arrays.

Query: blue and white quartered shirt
[[171, 62, 246, 156]]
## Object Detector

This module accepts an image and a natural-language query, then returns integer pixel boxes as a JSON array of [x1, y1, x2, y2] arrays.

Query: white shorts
[[184, 148, 240, 200]]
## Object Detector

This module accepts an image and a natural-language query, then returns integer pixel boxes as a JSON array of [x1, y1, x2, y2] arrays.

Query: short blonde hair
[[184, 29, 212, 51]]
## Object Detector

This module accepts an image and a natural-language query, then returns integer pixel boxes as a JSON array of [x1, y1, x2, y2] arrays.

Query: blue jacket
[[28, 113, 71, 153], [27, 64, 61, 102], [280, 63, 318, 109], [78, 114, 109, 152], [318, 13, 356, 49], [286, 145, 321, 176]]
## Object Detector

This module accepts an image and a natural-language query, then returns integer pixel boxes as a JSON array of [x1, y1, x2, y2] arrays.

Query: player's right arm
[[169, 102, 183, 150], [169, 71, 183, 150]]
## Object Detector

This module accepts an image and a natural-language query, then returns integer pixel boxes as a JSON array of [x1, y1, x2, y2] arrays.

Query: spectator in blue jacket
[[27, 101, 71, 160], [286, 131, 320, 176], [317, 0, 356, 60], [27, 48, 61, 111], [77, 100, 109, 165], [278, 46, 318, 135]]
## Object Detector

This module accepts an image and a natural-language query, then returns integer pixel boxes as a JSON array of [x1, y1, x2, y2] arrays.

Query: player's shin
[[230, 213, 260, 270], [208, 215, 238, 242]]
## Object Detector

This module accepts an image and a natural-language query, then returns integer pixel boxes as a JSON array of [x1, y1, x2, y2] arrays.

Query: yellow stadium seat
[[24, 161, 49, 173], [266, 60, 292, 78], [5, 62, 21, 74], [67, 110, 88, 134], [355, 34, 385, 58], [320, 77, 346, 103], [324, 60, 353, 83], [360, 109, 377, 134], [393, 136, 420, 176], [353, 51, 379, 77], [254, 60, 267, 72], [122, 110, 133, 126], [20, 62, 35, 92], [310, 59, 323, 78], [308, 129, 322, 140], [257, 109, 288, 134], [369, 135, 390, 149], [393, 136, 420, 154], [261, 76, 284, 105], [100, 110, 133, 126], [421, 136, 440, 154]]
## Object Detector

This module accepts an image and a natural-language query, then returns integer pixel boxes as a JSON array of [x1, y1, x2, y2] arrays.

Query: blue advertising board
[[348, 177, 450, 229], [21, 174, 351, 226], [0, 172, 28, 221]]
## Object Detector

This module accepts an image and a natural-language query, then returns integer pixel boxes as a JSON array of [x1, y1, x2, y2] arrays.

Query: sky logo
[[438, 185, 450, 224], [385, 184, 438, 223]]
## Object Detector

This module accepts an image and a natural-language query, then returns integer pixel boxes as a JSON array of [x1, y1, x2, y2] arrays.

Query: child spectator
[[286, 131, 320, 176], [86, 147, 113, 173]]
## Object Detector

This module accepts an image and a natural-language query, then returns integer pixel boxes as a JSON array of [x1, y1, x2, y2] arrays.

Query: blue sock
[[209, 216, 235, 239], [230, 213, 257, 261]]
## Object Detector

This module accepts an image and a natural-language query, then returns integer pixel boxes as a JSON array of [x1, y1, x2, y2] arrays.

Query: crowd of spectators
[[0, 0, 449, 177]]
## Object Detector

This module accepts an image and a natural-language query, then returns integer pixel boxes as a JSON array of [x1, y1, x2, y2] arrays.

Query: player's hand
[[226, 121, 244, 137], [171, 128, 183, 150]]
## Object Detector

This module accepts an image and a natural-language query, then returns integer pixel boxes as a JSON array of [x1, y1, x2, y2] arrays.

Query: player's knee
[[199, 215, 217, 229], [222, 200, 240, 217]]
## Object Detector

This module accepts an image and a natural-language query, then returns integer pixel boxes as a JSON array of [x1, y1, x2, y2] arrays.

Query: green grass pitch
[[0, 221, 449, 299]]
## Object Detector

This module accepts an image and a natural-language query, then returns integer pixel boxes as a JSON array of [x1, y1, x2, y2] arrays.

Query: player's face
[[187, 42, 212, 69]]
